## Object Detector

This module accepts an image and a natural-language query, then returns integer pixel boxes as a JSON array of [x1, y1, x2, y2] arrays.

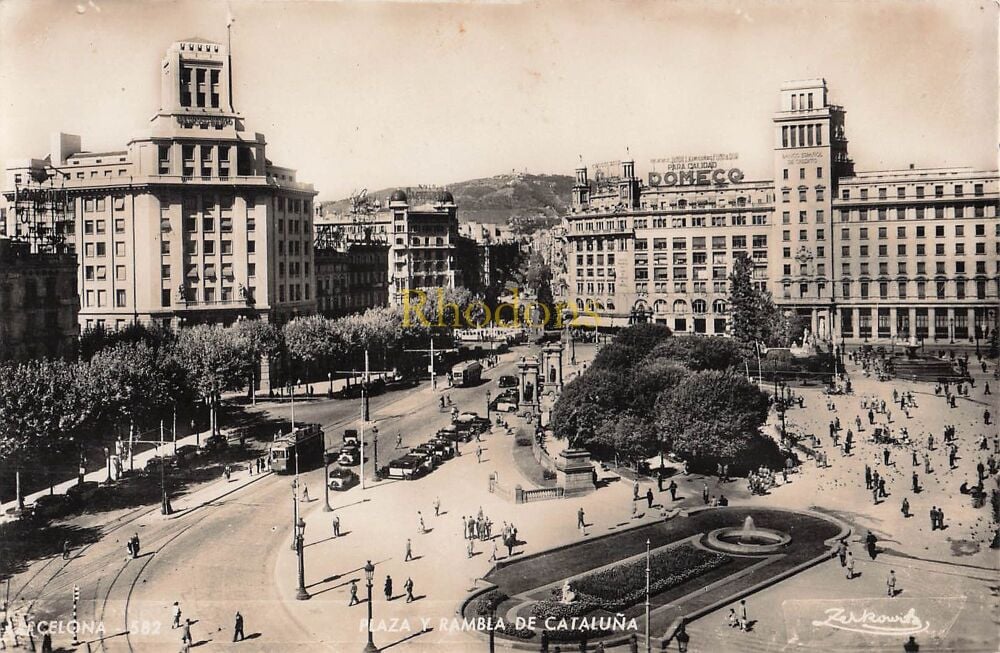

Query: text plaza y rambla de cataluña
[[401, 287, 602, 328]]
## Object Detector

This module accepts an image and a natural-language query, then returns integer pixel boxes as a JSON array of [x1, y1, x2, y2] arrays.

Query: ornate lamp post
[[295, 517, 309, 600], [486, 390, 491, 420], [363, 560, 378, 652]]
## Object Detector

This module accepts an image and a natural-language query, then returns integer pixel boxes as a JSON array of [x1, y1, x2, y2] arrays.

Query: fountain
[[706, 514, 791, 554]]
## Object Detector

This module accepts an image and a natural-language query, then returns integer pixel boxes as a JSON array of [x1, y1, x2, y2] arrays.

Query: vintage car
[[497, 375, 518, 388], [409, 444, 441, 468], [200, 434, 229, 453], [328, 467, 359, 491], [386, 455, 426, 480], [427, 438, 456, 460], [436, 424, 471, 443], [454, 412, 491, 434], [343, 429, 360, 446], [337, 445, 361, 466]]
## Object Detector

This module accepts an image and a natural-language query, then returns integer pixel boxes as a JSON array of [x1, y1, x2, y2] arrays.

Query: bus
[[451, 360, 483, 387], [268, 423, 325, 474]]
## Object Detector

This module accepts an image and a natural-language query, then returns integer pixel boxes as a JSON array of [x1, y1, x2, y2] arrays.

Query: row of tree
[[549, 324, 784, 474]]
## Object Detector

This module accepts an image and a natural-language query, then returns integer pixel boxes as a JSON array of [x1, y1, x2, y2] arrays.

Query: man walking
[[738, 600, 748, 632], [886, 570, 897, 597], [645, 488, 654, 509], [865, 531, 878, 559], [404, 577, 415, 603], [702, 483, 710, 505], [405, 538, 414, 562], [930, 506, 938, 531], [172, 601, 182, 629], [845, 550, 855, 579], [396, 433, 403, 449], [668, 480, 678, 501], [384, 575, 393, 601], [837, 540, 847, 567], [433, 496, 441, 517], [577, 507, 585, 529], [348, 580, 359, 606], [233, 611, 245, 642], [332, 513, 341, 537], [476, 446, 483, 464], [901, 497, 909, 518], [181, 619, 192, 647]]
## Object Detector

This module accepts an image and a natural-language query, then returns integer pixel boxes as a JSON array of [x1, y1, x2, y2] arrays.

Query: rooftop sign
[[648, 153, 743, 187]]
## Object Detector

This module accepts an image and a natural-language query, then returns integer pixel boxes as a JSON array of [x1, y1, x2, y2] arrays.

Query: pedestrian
[[727, 607, 738, 629], [491, 540, 499, 561], [433, 496, 441, 517], [631, 500, 638, 519], [418, 512, 426, 534], [901, 497, 909, 518], [883, 448, 890, 466], [886, 570, 897, 598], [865, 465, 872, 489], [404, 577, 415, 603], [645, 488, 654, 509], [348, 580, 359, 605], [702, 483, 710, 504], [738, 600, 748, 632], [126, 538, 134, 561], [912, 472, 919, 493], [301, 484, 310, 502], [837, 540, 847, 566], [384, 575, 393, 601], [937, 506, 945, 529], [172, 601, 182, 629], [476, 446, 483, 464], [62, 540, 71, 560], [332, 513, 341, 537], [233, 611, 244, 642], [224, 464, 232, 481], [930, 506, 938, 530], [405, 538, 414, 562], [396, 433, 403, 449], [41, 631, 53, 653], [467, 538, 475, 558], [668, 480, 678, 501], [845, 551, 855, 579], [577, 507, 585, 529], [505, 534, 514, 557], [865, 531, 878, 559], [633, 480, 640, 500], [132, 533, 141, 557], [986, 410, 992, 425], [181, 618, 192, 645], [878, 477, 886, 498]]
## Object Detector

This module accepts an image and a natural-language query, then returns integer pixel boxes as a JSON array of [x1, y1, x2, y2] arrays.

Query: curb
[[163, 471, 274, 520]]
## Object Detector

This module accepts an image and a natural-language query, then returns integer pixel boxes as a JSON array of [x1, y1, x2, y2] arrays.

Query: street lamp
[[674, 620, 690, 653], [323, 445, 333, 513], [363, 560, 378, 653], [372, 427, 380, 482], [295, 517, 309, 600], [291, 480, 299, 551], [104, 447, 112, 484], [486, 390, 492, 420], [328, 371, 334, 396]]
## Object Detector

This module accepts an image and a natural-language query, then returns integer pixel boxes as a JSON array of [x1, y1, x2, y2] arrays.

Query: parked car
[[343, 429, 360, 446], [492, 400, 518, 413], [175, 444, 200, 464], [409, 444, 441, 468], [497, 375, 518, 388], [31, 493, 74, 520], [337, 445, 361, 466], [427, 438, 456, 460], [386, 455, 427, 480], [328, 467, 359, 491], [334, 378, 386, 399], [201, 434, 228, 453], [143, 455, 177, 476], [65, 481, 101, 505], [384, 374, 419, 391], [454, 412, 491, 434], [436, 424, 470, 443]]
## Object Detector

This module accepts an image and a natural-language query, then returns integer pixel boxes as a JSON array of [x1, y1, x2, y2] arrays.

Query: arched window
[[606, 301, 615, 311], [672, 299, 687, 314], [654, 299, 668, 314], [576, 298, 584, 309], [692, 299, 707, 314], [712, 299, 727, 314]]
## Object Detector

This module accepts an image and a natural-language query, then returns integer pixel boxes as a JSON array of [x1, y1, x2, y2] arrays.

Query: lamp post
[[570, 329, 577, 366], [372, 427, 379, 482], [363, 560, 378, 652], [291, 479, 298, 551], [486, 390, 491, 420], [644, 539, 651, 653], [323, 446, 333, 512], [487, 601, 497, 653], [949, 317, 955, 344], [295, 517, 309, 600], [104, 447, 112, 484], [328, 371, 334, 396]]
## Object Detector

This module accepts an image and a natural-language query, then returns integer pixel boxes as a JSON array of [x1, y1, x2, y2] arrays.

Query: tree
[[0, 360, 95, 507], [549, 369, 628, 451], [171, 325, 253, 397], [283, 315, 341, 379], [647, 336, 745, 372], [655, 370, 777, 472]]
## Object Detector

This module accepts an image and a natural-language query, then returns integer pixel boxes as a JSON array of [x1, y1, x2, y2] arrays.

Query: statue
[[560, 580, 576, 604], [177, 283, 187, 302], [524, 381, 534, 403]]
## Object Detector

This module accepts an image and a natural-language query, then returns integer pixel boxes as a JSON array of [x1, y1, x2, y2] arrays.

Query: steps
[[891, 358, 961, 382]]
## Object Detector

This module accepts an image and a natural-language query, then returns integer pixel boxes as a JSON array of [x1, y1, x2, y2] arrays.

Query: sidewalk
[[0, 427, 246, 524]]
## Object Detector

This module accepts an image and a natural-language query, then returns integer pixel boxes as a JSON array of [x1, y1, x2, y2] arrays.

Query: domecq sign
[[648, 153, 743, 187]]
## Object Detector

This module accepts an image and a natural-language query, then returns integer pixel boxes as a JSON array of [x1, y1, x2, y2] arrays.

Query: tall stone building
[[564, 79, 999, 344], [3, 38, 317, 331]]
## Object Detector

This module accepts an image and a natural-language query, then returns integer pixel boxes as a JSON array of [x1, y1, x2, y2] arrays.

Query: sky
[[1, 0, 996, 201]]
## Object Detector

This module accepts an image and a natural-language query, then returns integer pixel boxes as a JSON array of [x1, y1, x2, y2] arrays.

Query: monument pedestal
[[556, 448, 595, 496]]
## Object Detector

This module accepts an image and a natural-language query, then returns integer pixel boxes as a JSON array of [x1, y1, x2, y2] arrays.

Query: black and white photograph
[[0, 0, 997, 651]]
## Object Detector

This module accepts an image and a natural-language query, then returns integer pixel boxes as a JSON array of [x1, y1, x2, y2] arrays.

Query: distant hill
[[320, 173, 575, 225]]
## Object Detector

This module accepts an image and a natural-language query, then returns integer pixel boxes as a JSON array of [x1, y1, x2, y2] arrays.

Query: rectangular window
[[115, 289, 127, 307], [115, 265, 126, 281]]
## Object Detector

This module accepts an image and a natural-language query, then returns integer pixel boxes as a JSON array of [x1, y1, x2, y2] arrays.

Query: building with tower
[[2, 37, 317, 332], [564, 78, 999, 345]]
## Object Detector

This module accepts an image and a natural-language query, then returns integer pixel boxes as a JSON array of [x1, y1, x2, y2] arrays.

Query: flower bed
[[574, 543, 729, 610], [533, 543, 730, 617]]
